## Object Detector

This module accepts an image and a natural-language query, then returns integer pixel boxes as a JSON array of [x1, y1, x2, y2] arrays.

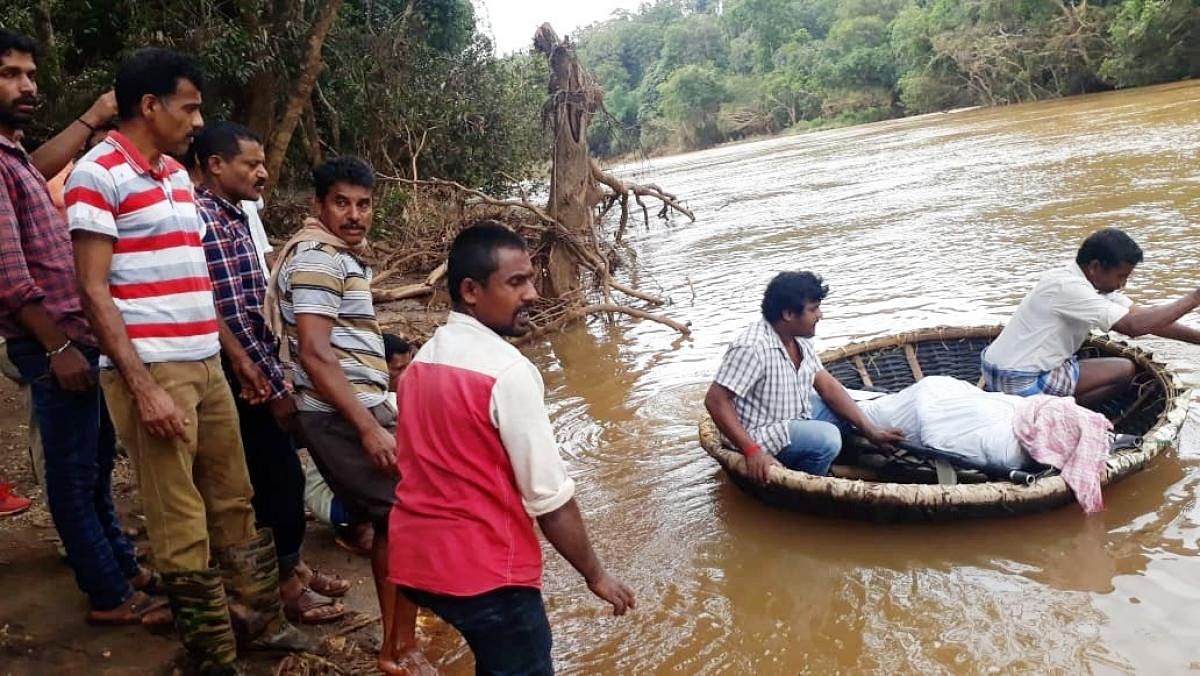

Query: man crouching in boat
[[704, 271, 904, 484], [983, 228, 1200, 406]]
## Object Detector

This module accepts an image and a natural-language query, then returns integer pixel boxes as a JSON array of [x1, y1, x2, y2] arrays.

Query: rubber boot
[[213, 528, 321, 654], [162, 569, 242, 676]]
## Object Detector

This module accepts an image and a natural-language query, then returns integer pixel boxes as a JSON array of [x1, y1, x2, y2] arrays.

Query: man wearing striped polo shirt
[[69, 48, 312, 674], [272, 156, 427, 672]]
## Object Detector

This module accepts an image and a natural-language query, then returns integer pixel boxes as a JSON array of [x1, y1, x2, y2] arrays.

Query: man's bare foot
[[334, 522, 375, 557], [378, 648, 437, 675]]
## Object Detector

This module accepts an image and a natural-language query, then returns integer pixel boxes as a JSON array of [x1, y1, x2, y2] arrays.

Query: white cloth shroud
[[856, 376, 1032, 471]]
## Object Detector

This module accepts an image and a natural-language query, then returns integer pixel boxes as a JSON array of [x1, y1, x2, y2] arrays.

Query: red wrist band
[[743, 443, 762, 457]]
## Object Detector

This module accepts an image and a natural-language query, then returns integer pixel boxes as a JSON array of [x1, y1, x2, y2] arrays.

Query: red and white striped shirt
[[66, 132, 219, 364]]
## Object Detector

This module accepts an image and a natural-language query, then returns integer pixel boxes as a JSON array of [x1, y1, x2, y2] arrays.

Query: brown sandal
[[304, 568, 351, 598], [86, 591, 169, 626], [283, 587, 346, 625]]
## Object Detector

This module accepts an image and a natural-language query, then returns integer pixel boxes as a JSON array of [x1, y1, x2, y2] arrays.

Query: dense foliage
[[576, 0, 1200, 155], [1, 0, 549, 195]]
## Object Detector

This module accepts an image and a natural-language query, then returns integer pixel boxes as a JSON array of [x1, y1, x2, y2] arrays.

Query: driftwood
[[590, 158, 694, 244], [371, 262, 446, 303], [373, 174, 687, 336]]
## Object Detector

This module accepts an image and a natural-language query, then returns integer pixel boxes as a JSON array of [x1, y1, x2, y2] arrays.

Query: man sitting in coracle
[[704, 271, 904, 484], [983, 228, 1200, 406]]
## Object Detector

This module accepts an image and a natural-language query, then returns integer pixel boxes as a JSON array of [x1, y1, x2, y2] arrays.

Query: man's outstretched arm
[[538, 499, 635, 616]]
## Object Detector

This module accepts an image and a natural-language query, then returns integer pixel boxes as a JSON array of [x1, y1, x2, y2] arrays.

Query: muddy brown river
[[446, 81, 1200, 674]]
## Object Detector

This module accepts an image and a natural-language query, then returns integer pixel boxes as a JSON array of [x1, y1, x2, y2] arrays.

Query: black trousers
[[401, 586, 553, 676], [226, 371, 306, 576]]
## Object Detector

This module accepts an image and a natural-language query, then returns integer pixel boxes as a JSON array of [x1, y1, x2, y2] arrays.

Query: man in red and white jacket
[[388, 221, 635, 675]]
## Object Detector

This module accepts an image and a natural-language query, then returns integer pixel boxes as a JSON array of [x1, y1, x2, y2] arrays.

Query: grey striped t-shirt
[[279, 241, 389, 413]]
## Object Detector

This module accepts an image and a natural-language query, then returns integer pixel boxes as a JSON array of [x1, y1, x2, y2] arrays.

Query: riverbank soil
[[0, 303, 466, 676]]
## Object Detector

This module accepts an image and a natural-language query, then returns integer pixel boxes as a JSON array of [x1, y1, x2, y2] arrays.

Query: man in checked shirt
[[0, 29, 165, 625], [191, 121, 349, 625], [705, 271, 905, 484]]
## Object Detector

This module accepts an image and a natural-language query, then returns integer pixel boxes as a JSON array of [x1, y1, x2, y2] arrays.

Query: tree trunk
[[534, 23, 604, 299], [264, 0, 344, 198], [234, 2, 279, 138], [31, 0, 60, 98], [300, 98, 324, 166]]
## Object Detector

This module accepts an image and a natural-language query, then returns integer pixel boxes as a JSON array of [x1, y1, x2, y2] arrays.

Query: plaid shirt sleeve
[[0, 176, 44, 315], [713, 344, 764, 398], [200, 206, 288, 399]]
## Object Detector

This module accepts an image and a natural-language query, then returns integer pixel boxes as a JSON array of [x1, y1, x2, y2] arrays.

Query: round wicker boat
[[699, 326, 1190, 521]]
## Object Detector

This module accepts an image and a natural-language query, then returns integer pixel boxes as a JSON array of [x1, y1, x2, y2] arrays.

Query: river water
[[443, 81, 1200, 674]]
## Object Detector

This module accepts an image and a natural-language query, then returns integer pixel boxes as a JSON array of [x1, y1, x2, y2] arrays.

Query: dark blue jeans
[[402, 586, 553, 676], [7, 339, 136, 610]]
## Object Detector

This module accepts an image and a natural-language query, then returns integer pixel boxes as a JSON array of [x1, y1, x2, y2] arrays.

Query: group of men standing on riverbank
[[1, 32, 633, 676]]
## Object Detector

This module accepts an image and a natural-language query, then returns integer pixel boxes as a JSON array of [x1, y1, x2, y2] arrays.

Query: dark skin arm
[[14, 302, 92, 391], [73, 231, 186, 439], [29, 92, 116, 179], [537, 498, 635, 616], [296, 313, 395, 473], [704, 382, 779, 484], [1148, 321, 1200, 343], [216, 314, 270, 405], [1111, 291, 1200, 337], [812, 370, 904, 448]]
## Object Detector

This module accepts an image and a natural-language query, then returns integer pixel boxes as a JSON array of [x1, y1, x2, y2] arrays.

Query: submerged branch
[[576, 303, 690, 335]]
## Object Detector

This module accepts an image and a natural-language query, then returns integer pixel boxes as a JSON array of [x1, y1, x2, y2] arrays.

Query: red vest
[[388, 354, 544, 596]]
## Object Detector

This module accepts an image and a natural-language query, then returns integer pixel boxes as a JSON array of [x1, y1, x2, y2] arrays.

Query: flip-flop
[[305, 568, 351, 598], [283, 587, 347, 625]]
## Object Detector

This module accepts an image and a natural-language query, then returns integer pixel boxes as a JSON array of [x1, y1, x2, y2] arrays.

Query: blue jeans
[[402, 586, 553, 676], [775, 396, 846, 476], [7, 339, 136, 610]]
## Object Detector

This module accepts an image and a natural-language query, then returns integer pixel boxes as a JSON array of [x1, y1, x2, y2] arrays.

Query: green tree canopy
[[572, 0, 1200, 156]]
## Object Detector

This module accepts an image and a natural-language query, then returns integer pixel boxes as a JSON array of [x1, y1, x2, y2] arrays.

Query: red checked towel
[[1013, 395, 1113, 513]]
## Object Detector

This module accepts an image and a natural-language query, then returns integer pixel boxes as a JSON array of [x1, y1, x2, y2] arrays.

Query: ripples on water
[[435, 82, 1200, 674]]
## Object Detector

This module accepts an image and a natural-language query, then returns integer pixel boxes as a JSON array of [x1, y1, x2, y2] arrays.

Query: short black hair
[[447, 220, 528, 304], [1076, 228, 1143, 269], [115, 48, 205, 121], [383, 333, 411, 359], [188, 121, 261, 173], [761, 271, 829, 322], [312, 156, 374, 201], [0, 31, 38, 62]]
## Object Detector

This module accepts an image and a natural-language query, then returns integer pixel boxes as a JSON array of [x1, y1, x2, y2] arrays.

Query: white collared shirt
[[985, 261, 1132, 372]]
